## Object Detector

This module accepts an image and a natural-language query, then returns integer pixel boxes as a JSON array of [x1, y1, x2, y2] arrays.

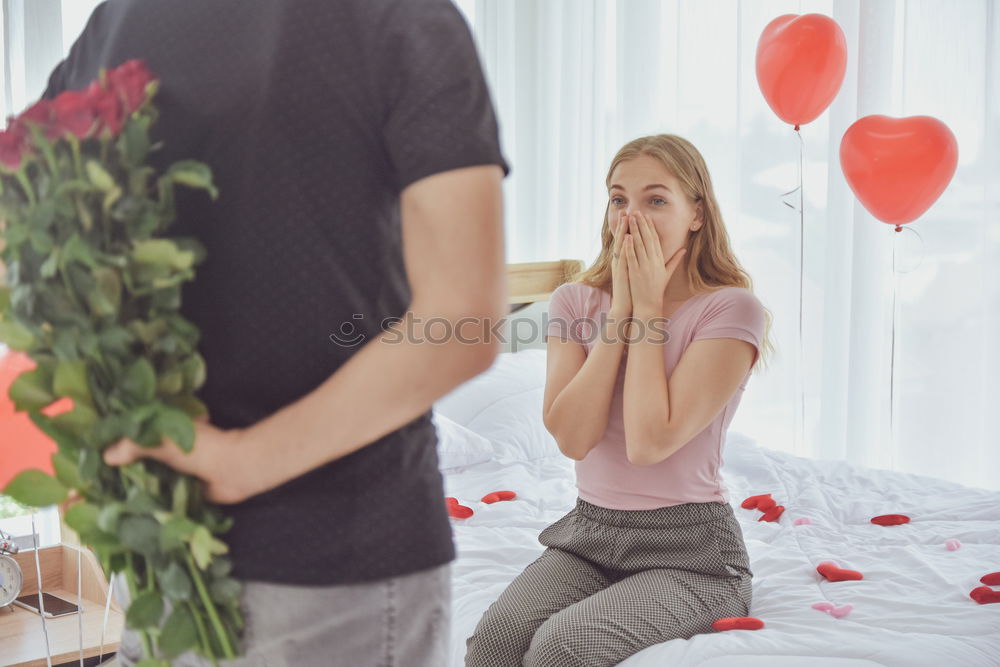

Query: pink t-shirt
[[544, 281, 767, 510]]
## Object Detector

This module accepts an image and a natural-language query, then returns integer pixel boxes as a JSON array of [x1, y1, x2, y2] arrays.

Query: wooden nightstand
[[0, 544, 123, 667]]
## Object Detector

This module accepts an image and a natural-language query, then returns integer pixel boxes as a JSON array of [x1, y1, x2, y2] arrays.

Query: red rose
[[84, 81, 124, 138], [51, 90, 99, 140], [17, 99, 63, 142], [106, 59, 156, 115], [0, 122, 28, 170]]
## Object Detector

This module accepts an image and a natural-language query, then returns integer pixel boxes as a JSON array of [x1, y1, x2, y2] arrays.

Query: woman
[[465, 134, 774, 667]]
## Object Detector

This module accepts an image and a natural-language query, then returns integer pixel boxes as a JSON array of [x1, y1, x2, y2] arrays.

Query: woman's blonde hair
[[572, 133, 775, 371]]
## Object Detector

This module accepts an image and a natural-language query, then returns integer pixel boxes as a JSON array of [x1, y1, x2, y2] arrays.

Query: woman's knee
[[523, 617, 594, 667], [464, 600, 538, 666]]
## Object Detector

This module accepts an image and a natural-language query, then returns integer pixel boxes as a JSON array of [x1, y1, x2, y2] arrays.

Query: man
[[41, 0, 509, 664]]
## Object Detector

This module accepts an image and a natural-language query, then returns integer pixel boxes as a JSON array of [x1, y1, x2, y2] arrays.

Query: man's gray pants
[[111, 562, 451, 667]]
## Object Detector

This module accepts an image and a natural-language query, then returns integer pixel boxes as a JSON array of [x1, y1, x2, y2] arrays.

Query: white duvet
[[436, 350, 1000, 667]]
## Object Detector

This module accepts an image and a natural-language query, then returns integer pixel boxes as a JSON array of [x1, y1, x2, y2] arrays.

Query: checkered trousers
[[464, 497, 753, 667]]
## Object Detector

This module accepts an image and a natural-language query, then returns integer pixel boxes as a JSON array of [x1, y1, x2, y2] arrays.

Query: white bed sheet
[[443, 406, 1000, 666]]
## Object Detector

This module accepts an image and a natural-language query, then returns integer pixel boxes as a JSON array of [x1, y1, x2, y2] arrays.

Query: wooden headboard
[[507, 259, 584, 312]]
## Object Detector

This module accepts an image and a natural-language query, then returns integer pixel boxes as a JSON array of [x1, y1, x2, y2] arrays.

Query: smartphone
[[13, 592, 80, 617]]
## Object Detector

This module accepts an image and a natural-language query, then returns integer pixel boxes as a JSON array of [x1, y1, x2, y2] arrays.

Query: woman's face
[[607, 154, 702, 261]]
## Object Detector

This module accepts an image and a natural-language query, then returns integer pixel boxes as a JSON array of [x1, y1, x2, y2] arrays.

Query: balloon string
[[889, 232, 899, 469], [77, 545, 84, 667], [780, 126, 806, 456], [31, 512, 53, 667], [796, 127, 805, 457]]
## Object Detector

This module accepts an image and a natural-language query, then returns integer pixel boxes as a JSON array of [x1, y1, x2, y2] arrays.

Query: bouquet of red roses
[[0, 60, 241, 664]]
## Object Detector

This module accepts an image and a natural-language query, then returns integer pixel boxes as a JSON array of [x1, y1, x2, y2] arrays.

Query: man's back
[[44, 0, 510, 586]]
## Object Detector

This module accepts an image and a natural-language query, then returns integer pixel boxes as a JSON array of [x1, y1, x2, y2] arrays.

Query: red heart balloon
[[840, 115, 958, 226], [0, 351, 71, 489], [755, 14, 847, 127]]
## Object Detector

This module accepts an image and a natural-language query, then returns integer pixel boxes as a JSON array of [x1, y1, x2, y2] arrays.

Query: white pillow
[[434, 350, 560, 461], [432, 410, 494, 471]]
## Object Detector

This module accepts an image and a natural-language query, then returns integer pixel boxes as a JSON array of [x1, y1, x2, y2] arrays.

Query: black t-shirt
[[42, 0, 510, 585]]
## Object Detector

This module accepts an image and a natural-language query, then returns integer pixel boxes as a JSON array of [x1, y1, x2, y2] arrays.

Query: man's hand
[[103, 415, 250, 504]]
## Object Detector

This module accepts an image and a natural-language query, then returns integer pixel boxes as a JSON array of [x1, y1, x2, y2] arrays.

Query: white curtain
[[2, 1, 998, 493], [455, 0, 1000, 492]]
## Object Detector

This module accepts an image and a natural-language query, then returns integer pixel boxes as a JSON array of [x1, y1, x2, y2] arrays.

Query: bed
[[431, 261, 1000, 667]]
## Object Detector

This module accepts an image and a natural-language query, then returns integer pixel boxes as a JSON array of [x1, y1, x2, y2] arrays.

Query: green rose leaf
[[77, 448, 102, 486], [121, 116, 152, 168], [53, 359, 92, 404], [39, 248, 60, 278], [51, 451, 85, 490], [64, 502, 100, 536], [163, 394, 209, 421], [124, 486, 159, 514], [160, 516, 197, 553], [52, 402, 100, 436], [131, 239, 194, 271], [135, 660, 170, 667], [8, 366, 55, 411], [208, 557, 233, 580], [156, 368, 184, 395], [159, 603, 199, 659], [189, 525, 228, 570], [154, 405, 195, 452], [180, 354, 206, 392], [119, 515, 162, 556], [60, 233, 99, 270], [2, 470, 68, 507], [125, 590, 164, 630], [122, 358, 156, 404], [97, 502, 126, 534], [88, 267, 123, 317], [29, 226, 54, 255], [209, 577, 241, 604], [166, 161, 218, 200], [29, 412, 87, 452], [158, 561, 192, 601], [0, 320, 34, 350], [85, 160, 116, 191]]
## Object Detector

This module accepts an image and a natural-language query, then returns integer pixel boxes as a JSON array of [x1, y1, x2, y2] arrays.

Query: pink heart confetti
[[829, 604, 853, 618], [793, 517, 813, 526], [944, 539, 961, 551], [812, 601, 853, 618]]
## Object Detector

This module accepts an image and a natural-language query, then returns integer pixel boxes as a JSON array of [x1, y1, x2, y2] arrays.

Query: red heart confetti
[[870, 514, 910, 526], [447, 503, 473, 519], [980, 571, 1000, 586], [740, 493, 772, 510], [817, 561, 864, 582], [481, 490, 517, 504], [758, 505, 785, 522], [969, 586, 1000, 604], [712, 616, 765, 631], [445, 497, 459, 507], [756, 497, 777, 511]]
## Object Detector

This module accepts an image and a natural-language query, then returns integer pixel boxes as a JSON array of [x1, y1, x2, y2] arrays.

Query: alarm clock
[[0, 529, 23, 609]]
